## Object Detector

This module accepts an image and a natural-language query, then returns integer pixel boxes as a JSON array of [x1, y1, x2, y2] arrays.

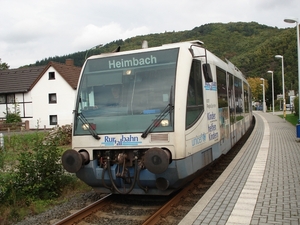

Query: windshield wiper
[[77, 112, 100, 140], [141, 86, 174, 138], [141, 103, 174, 138]]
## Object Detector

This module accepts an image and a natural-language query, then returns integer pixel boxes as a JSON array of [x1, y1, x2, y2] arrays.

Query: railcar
[[62, 40, 252, 195]]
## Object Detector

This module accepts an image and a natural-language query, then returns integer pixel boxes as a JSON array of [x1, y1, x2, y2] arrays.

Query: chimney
[[65, 59, 74, 66]]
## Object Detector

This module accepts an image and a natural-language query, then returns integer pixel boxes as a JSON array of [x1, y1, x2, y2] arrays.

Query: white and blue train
[[62, 40, 253, 195]]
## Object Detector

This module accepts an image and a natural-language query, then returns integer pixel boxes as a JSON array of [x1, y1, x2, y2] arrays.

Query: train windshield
[[74, 48, 179, 136]]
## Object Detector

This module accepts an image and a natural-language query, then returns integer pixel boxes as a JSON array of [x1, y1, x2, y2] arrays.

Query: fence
[[0, 120, 30, 131]]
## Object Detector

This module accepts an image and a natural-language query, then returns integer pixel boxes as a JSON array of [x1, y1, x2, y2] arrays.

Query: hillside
[[32, 22, 298, 97]]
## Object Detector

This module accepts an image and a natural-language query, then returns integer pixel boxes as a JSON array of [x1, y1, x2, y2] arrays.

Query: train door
[[216, 67, 231, 154]]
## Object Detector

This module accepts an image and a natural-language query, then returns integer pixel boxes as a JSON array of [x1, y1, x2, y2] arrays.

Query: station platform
[[179, 111, 300, 225]]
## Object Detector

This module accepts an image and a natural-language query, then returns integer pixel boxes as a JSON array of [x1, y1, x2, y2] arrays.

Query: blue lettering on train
[[102, 135, 142, 146], [209, 132, 219, 140], [208, 123, 217, 132], [207, 112, 216, 120], [204, 82, 217, 91], [192, 133, 207, 146]]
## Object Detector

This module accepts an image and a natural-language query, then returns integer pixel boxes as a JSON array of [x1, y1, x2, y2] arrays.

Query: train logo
[[102, 135, 142, 146]]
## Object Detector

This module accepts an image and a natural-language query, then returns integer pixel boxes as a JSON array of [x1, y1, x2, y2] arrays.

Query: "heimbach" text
[[108, 55, 157, 69]]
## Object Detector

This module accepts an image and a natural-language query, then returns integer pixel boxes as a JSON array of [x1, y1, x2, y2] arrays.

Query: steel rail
[[142, 179, 200, 225], [54, 193, 112, 225]]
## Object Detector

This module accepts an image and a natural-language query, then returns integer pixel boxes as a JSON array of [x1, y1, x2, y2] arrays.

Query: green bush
[[5, 102, 22, 123], [0, 150, 4, 169], [14, 137, 65, 199], [4, 132, 46, 153], [5, 113, 22, 123], [0, 131, 73, 205], [0, 128, 80, 223]]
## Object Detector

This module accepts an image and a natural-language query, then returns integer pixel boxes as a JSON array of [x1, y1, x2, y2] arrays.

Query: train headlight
[[82, 123, 89, 130], [161, 119, 169, 127]]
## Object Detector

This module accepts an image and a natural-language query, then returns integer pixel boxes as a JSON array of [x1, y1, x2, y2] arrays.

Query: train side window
[[186, 59, 204, 129], [235, 77, 243, 118], [216, 67, 228, 108], [228, 73, 235, 124], [243, 82, 249, 113], [203, 63, 213, 82]]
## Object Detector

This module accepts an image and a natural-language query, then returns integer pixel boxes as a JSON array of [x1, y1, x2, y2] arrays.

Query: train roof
[[88, 40, 205, 59], [87, 40, 247, 83], [162, 40, 204, 47]]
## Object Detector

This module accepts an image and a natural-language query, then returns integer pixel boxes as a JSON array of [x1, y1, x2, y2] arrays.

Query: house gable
[[30, 59, 81, 90]]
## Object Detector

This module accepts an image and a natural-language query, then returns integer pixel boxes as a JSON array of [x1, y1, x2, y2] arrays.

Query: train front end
[[62, 46, 188, 195]]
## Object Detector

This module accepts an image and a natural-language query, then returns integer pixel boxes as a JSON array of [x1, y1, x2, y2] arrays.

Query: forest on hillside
[[32, 22, 299, 105]]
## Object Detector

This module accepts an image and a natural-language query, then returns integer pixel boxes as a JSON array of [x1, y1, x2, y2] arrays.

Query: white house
[[0, 59, 81, 129]]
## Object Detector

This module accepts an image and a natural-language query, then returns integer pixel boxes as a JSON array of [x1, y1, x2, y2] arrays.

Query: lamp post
[[85, 44, 103, 60], [275, 55, 286, 120], [267, 70, 274, 115], [284, 18, 300, 122], [260, 78, 266, 113]]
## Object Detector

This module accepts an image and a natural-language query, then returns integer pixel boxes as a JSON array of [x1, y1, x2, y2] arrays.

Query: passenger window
[[186, 60, 204, 129], [216, 67, 228, 108], [243, 82, 249, 113], [228, 74, 235, 124], [235, 77, 243, 116]]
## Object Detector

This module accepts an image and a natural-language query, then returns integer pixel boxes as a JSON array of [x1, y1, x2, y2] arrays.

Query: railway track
[[53, 158, 240, 225], [54, 120, 254, 225], [54, 157, 233, 225]]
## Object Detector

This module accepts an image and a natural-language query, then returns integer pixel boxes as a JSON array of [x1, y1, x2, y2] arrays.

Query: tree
[[247, 77, 269, 102], [0, 58, 10, 70]]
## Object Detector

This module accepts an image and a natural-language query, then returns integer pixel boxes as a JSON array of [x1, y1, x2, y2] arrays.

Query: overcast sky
[[1, 0, 299, 69]]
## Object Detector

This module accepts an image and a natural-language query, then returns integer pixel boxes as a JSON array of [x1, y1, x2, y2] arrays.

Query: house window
[[49, 115, 57, 125], [0, 95, 5, 104], [49, 72, 55, 80], [7, 94, 15, 103], [49, 93, 57, 103]]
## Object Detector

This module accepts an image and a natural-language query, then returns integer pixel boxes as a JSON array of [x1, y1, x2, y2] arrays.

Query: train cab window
[[186, 59, 204, 129]]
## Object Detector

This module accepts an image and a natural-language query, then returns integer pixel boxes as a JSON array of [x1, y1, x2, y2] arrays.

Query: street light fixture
[[284, 18, 300, 122], [267, 70, 274, 115], [85, 44, 103, 60], [260, 78, 266, 113], [275, 54, 286, 120]]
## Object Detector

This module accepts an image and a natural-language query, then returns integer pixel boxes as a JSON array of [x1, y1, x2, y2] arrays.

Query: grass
[[0, 177, 92, 223], [278, 113, 299, 126], [17, 179, 91, 218]]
